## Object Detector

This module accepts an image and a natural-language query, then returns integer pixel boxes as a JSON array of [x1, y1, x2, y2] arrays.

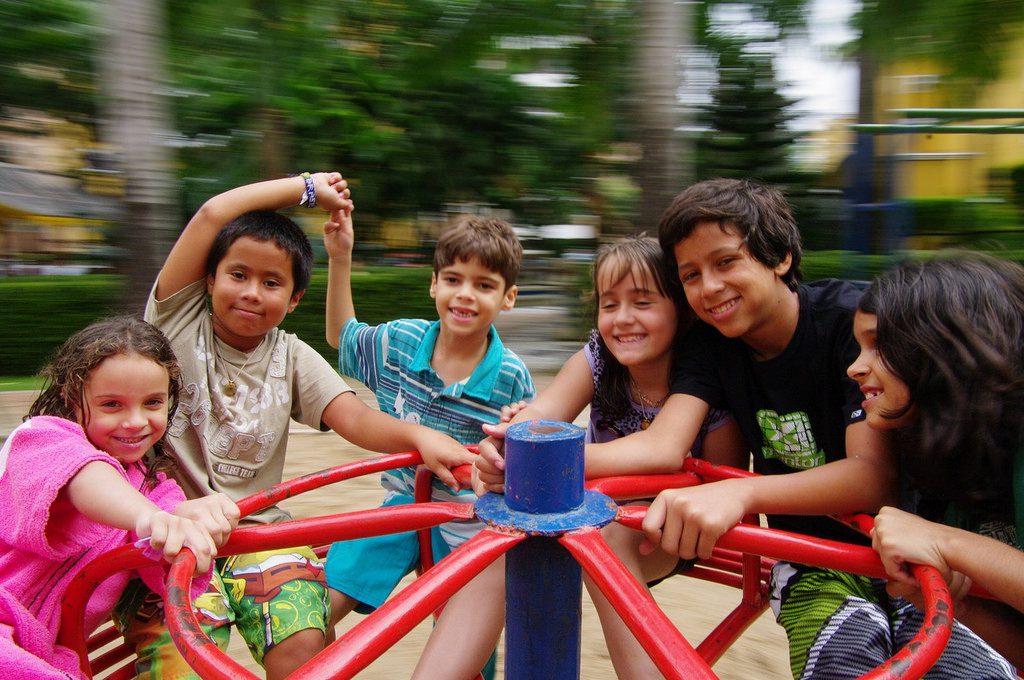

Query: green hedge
[[0, 275, 127, 376], [0, 267, 438, 376], [5, 249, 1022, 376], [900, 197, 1024, 250]]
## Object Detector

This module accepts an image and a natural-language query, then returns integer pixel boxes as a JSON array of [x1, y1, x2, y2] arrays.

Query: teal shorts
[[325, 493, 452, 614]]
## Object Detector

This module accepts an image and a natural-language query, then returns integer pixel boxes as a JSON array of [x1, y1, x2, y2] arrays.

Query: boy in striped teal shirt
[[322, 210, 535, 679]]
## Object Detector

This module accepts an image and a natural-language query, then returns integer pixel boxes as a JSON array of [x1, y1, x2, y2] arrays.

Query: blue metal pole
[[504, 420, 585, 679]]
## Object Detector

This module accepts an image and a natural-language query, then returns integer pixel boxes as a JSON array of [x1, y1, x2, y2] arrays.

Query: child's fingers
[[481, 421, 510, 439], [165, 516, 217, 574], [146, 513, 168, 551], [638, 537, 658, 556], [641, 497, 667, 547], [428, 463, 458, 491], [183, 527, 217, 575], [470, 466, 488, 496], [218, 494, 241, 529], [326, 209, 344, 226], [475, 468, 506, 494], [475, 440, 506, 473]]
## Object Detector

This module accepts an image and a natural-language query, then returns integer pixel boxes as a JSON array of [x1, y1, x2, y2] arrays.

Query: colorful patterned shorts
[[112, 545, 328, 678]]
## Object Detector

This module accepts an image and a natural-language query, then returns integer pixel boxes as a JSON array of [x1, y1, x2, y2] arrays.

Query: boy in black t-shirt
[[633, 179, 1011, 678], [638, 179, 899, 677]]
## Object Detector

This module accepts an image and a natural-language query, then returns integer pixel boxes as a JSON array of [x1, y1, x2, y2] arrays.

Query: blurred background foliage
[[3, 0, 1024, 375]]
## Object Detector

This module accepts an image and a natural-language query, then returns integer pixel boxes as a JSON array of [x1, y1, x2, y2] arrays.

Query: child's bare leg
[[412, 556, 506, 680], [586, 519, 678, 679], [264, 628, 326, 680], [329, 586, 361, 627]]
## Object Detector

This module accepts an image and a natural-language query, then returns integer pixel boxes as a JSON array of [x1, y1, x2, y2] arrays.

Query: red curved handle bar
[[62, 453, 959, 680], [616, 508, 954, 680], [159, 508, 954, 680]]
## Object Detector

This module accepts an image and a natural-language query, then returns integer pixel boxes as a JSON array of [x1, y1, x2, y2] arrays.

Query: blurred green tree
[[164, 0, 635, 229], [696, 43, 801, 184], [95, 0, 179, 310], [0, 0, 97, 117]]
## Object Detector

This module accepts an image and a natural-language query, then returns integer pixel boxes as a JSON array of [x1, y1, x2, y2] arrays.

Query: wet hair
[[28, 315, 182, 489], [434, 216, 522, 287], [590, 234, 689, 422], [206, 210, 314, 295], [858, 253, 1024, 516], [658, 178, 802, 290]]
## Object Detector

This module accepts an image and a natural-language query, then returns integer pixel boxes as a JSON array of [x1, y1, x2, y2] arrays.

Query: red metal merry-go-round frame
[[58, 421, 959, 680]]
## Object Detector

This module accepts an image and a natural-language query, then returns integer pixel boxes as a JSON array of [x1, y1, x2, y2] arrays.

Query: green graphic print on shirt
[[756, 409, 826, 469]]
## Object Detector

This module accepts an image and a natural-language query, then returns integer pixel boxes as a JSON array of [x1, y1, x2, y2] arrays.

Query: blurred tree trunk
[[96, 0, 178, 312], [636, 0, 688, 233]]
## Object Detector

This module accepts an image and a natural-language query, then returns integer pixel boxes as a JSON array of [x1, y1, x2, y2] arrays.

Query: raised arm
[[323, 205, 356, 349], [156, 172, 350, 300]]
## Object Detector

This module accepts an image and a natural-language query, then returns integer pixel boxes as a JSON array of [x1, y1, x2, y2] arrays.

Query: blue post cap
[[505, 419, 585, 514]]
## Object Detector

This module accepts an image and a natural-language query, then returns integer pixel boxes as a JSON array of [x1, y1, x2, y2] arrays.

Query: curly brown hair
[[28, 315, 182, 489]]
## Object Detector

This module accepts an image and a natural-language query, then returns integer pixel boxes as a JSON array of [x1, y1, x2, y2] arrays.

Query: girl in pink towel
[[0, 316, 239, 679]]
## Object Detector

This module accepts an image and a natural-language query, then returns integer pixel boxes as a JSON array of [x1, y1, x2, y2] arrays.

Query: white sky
[[509, 0, 862, 132], [777, 0, 859, 130]]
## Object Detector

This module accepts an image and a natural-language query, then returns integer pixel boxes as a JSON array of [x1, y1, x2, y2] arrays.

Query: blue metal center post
[[475, 420, 617, 679]]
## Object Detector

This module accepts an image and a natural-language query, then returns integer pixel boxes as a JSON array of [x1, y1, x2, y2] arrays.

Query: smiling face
[[596, 263, 678, 372], [847, 310, 915, 430], [207, 236, 303, 350], [673, 220, 795, 357], [78, 352, 171, 465], [430, 257, 516, 341]]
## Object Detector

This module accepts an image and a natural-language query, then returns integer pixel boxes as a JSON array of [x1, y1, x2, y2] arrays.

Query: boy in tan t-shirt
[[116, 172, 475, 679]]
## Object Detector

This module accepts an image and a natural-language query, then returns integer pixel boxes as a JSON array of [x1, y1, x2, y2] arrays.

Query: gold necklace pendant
[[640, 417, 651, 430], [220, 336, 266, 399]]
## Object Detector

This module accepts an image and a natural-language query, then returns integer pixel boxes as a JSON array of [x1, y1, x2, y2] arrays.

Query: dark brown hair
[[434, 216, 522, 287], [658, 178, 802, 290], [207, 209, 315, 295], [29, 315, 182, 488], [858, 253, 1024, 515]]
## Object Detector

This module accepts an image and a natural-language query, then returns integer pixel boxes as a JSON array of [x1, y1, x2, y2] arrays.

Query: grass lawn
[[0, 376, 43, 392]]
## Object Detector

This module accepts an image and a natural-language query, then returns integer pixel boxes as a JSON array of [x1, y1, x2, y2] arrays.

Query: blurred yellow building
[[0, 113, 120, 272], [872, 31, 1024, 199]]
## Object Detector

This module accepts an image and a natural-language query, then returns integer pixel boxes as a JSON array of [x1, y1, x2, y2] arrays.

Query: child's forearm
[[583, 394, 704, 478], [734, 453, 893, 518], [323, 392, 422, 453], [325, 254, 355, 349], [583, 428, 690, 478], [66, 461, 161, 531], [941, 529, 1024, 615]]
